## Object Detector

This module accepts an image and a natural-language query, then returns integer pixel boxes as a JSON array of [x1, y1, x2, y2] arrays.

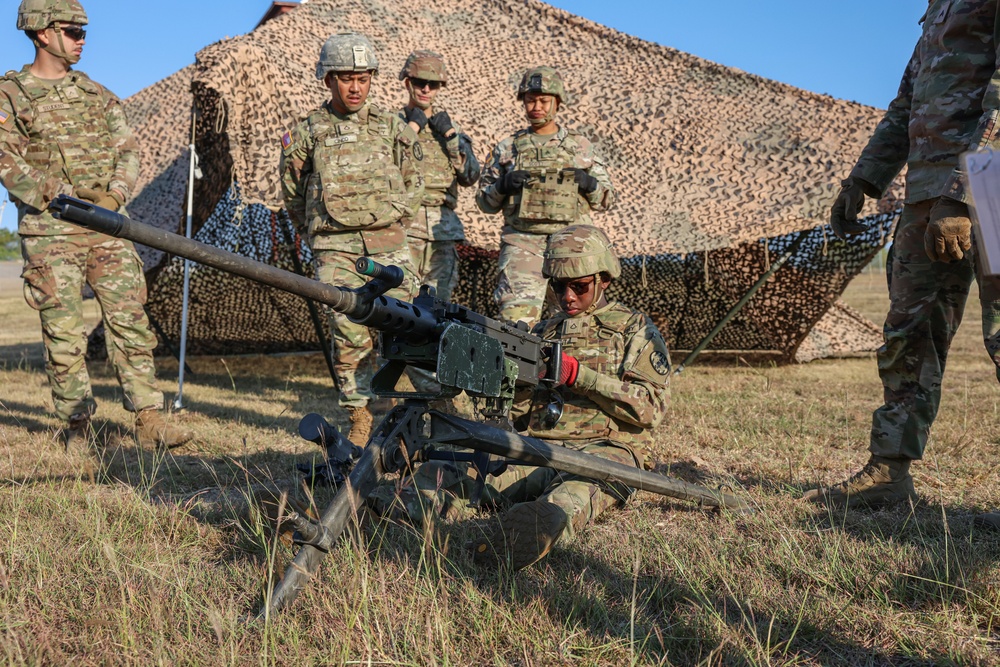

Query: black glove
[[428, 111, 454, 137], [830, 177, 871, 239], [573, 168, 598, 194], [497, 170, 530, 195], [404, 106, 428, 132]]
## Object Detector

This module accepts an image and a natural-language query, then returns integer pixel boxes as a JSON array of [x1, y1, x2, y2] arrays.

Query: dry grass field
[[1, 259, 998, 666]]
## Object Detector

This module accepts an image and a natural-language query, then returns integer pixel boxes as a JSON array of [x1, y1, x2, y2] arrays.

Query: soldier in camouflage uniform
[[476, 67, 616, 327], [805, 0, 1000, 511], [1, 0, 193, 450], [398, 50, 480, 303], [280, 32, 424, 445], [371, 226, 671, 570]]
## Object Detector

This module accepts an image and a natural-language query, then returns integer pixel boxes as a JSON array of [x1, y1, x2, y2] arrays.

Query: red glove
[[558, 352, 579, 387]]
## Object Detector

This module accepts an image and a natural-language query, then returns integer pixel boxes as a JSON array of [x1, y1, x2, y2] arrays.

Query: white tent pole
[[174, 106, 197, 410]]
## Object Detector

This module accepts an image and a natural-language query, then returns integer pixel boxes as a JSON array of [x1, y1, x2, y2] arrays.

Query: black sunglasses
[[550, 276, 596, 296], [55, 25, 86, 41], [410, 78, 442, 90]]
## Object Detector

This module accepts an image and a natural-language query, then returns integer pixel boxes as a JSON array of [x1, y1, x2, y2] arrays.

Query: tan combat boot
[[471, 500, 569, 570], [347, 406, 373, 447], [136, 409, 194, 450], [802, 455, 917, 509], [64, 412, 92, 452]]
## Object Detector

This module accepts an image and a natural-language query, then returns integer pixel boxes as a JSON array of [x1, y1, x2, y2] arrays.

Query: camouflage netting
[[98, 0, 906, 363]]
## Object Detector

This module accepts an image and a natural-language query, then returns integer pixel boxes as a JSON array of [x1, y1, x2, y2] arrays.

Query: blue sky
[[0, 0, 924, 231]]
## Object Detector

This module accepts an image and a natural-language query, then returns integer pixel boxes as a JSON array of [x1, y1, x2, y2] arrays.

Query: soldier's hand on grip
[[925, 197, 972, 262], [555, 352, 579, 387], [404, 106, 428, 132], [572, 169, 598, 194], [428, 111, 454, 137], [74, 187, 124, 212], [497, 170, 530, 195], [830, 177, 868, 239]]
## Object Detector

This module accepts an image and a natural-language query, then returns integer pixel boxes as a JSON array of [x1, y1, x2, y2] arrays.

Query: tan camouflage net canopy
[[112, 0, 904, 364]]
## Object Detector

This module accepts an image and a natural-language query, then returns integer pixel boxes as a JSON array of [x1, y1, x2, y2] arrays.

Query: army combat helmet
[[316, 31, 379, 80], [18, 0, 88, 65], [517, 66, 566, 104], [398, 50, 447, 85], [542, 224, 621, 281]]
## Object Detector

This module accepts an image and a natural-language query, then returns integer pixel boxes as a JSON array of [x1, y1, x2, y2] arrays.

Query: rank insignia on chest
[[281, 131, 293, 150], [0, 109, 9, 125]]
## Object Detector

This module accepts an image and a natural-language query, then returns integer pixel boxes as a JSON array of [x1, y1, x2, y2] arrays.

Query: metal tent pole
[[674, 229, 810, 374], [173, 107, 198, 410]]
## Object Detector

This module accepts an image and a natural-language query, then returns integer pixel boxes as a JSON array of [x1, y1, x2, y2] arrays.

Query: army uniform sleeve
[[942, 6, 1000, 203], [103, 91, 139, 202], [454, 134, 481, 188], [850, 44, 918, 196], [572, 314, 670, 429], [393, 118, 425, 218], [279, 120, 314, 230], [0, 85, 73, 210], [476, 140, 510, 214], [583, 147, 616, 212]]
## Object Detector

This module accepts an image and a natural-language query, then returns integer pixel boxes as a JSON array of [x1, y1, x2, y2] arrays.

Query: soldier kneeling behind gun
[[368, 224, 671, 570]]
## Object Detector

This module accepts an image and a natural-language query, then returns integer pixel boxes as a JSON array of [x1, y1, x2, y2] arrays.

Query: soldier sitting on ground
[[0, 0, 193, 450], [369, 225, 671, 570], [476, 67, 616, 328]]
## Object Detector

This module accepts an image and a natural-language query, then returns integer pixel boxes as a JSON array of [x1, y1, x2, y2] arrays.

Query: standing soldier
[[0, 0, 193, 450], [398, 50, 480, 303], [805, 0, 1000, 511], [476, 66, 615, 326], [280, 32, 424, 446]]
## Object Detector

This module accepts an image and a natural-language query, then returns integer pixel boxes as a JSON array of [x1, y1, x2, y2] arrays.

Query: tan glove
[[830, 177, 869, 239], [925, 197, 972, 262], [75, 187, 124, 212]]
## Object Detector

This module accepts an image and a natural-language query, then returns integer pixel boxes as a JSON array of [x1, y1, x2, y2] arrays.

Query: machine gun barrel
[[49, 195, 442, 339]]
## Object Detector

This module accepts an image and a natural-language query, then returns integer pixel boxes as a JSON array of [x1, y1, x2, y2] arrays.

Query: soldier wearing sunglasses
[[397, 50, 481, 304], [0, 0, 194, 451]]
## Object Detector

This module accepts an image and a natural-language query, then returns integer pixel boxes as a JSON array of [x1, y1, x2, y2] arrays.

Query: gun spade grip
[[355, 258, 404, 289]]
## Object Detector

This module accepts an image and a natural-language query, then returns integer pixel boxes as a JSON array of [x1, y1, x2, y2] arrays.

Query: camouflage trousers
[[495, 228, 557, 327], [407, 236, 459, 303], [20, 232, 163, 422], [370, 441, 635, 546], [870, 199, 1000, 460], [313, 244, 416, 407]]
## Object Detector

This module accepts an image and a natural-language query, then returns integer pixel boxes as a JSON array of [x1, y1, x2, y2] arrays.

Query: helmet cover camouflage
[[398, 50, 447, 84], [517, 66, 566, 103], [17, 0, 88, 31], [316, 31, 379, 80], [543, 225, 621, 280]]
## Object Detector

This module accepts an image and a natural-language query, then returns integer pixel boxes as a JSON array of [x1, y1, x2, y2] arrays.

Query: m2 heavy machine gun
[[50, 195, 751, 617]]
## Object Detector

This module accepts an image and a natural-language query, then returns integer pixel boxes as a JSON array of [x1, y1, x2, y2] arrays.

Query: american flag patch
[[0, 110, 10, 125], [281, 131, 293, 149]]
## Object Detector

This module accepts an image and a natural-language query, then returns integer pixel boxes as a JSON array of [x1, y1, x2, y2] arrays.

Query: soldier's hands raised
[[925, 197, 972, 262], [75, 187, 124, 212], [428, 111, 454, 137], [404, 106, 428, 132], [830, 177, 870, 239], [497, 170, 530, 195], [572, 168, 598, 194]]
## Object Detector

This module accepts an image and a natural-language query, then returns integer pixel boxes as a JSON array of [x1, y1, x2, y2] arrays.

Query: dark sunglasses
[[550, 276, 596, 296], [410, 78, 442, 90], [55, 25, 86, 40]]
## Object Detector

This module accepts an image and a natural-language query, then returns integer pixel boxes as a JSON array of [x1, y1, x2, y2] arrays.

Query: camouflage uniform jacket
[[0, 65, 139, 236], [280, 101, 424, 253], [476, 126, 615, 235], [398, 108, 481, 241], [513, 301, 671, 456], [851, 0, 1000, 204]]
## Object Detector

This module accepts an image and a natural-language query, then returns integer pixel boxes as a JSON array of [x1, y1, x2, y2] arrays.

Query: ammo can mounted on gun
[[49, 195, 751, 617]]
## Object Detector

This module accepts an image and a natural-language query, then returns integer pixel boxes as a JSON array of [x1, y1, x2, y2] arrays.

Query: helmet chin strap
[[35, 23, 80, 65], [406, 80, 432, 110], [580, 274, 605, 317], [527, 100, 559, 128]]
